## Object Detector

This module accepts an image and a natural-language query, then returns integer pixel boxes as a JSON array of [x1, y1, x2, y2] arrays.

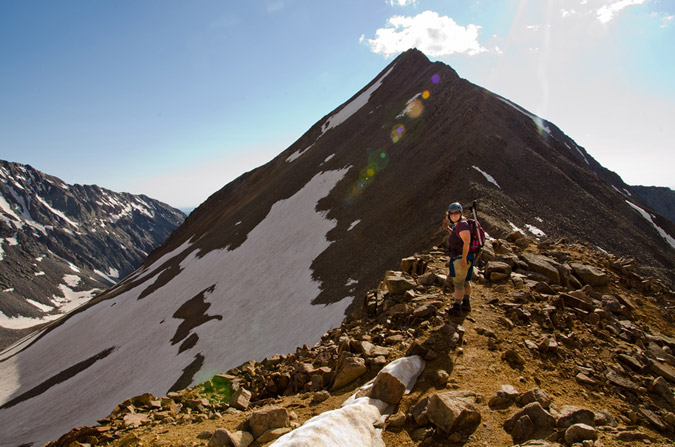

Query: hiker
[[443, 202, 473, 315]]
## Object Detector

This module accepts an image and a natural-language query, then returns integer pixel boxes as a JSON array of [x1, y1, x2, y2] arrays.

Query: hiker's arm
[[460, 230, 471, 266]]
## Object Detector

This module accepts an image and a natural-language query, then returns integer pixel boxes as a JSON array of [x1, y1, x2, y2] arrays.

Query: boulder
[[516, 388, 551, 409], [504, 402, 556, 437], [229, 387, 252, 411], [520, 253, 560, 284], [249, 406, 290, 439], [426, 391, 481, 434], [488, 385, 519, 409], [413, 304, 437, 318], [411, 396, 431, 426], [485, 261, 512, 281], [208, 429, 253, 447], [570, 263, 609, 287], [123, 413, 150, 428], [594, 409, 618, 427], [605, 370, 641, 392], [648, 358, 675, 383], [208, 429, 232, 447], [556, 406, 595, 429], [511, 414, 534, 443], [332, 356, 367, 390], [384, 271, 417, 295], [369, 371, 406, 405], [564, 423, 597, 444], [652, 376, 675, 405], [560, 293, 595, 312]]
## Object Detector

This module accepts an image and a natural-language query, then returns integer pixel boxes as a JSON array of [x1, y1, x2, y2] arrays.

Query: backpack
[[466, 218, 486, 255]]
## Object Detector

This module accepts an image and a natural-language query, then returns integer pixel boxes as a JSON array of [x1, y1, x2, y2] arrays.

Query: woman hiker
[[442, 202, 474, 315]]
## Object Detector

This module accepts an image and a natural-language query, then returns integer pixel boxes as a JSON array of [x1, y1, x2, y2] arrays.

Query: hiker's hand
[[442, 219, 452, 232], [461, 258, 467, 267]]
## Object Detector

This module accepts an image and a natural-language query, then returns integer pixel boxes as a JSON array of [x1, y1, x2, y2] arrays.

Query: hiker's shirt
[[448, 220, 471, 258]]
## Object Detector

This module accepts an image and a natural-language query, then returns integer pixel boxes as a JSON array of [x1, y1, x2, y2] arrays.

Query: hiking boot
[[462, 296, 471, 312], [448, 301, 462, 316]]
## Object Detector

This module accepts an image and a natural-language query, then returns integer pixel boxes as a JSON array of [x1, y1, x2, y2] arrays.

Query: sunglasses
[[449, 211, 462, 215]]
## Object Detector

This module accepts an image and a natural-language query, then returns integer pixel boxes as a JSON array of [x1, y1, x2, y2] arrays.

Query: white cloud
[[367, 10, 486, 58], [596, 0, 646, 24], [388, 0, 417, 6], [661, 15, 673, 28]]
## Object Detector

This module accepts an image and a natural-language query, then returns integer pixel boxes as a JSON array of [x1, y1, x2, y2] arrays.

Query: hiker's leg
[[450, 259, 468, 314]]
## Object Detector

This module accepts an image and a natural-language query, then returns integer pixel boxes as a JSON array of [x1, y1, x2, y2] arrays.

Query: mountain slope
[[0, 160, 186, 348], [47, 238, 675, 447], [631, 185, 675, 224], [1, 48, 673, 447]]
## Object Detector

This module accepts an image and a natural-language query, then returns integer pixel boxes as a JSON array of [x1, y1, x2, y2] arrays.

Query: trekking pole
[[470, 200, 484, 265]]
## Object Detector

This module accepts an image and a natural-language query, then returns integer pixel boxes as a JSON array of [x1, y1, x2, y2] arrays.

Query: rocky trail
[[47, 232, 675, 447]]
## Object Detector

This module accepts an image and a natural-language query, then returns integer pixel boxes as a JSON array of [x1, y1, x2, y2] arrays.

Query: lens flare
[[391, 124, 406, 143], [406, 99, 424, 118], [422, 90, 430, 99], [431, 74, 440, 84]]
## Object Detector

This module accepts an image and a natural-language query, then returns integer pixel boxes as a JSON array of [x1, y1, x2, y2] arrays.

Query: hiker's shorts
[[449, 256, 474, 292]]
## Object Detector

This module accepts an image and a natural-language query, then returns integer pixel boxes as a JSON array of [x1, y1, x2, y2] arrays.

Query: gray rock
[[227, 431, 254, 447], [648, 358, 675, 383], [594, 409, 618, 427], [652, 376, 675, 405], [556, 405, 595, 429], [516, 388, 551, 409], [249, 406, 290, 439], [208, 429, 233, 447], [564, 423, 597, 444], [426, 391, 481, 434], [520, 253, 560, 284], [332, 356, 367, 389], [411, 396, 431, 426], [384, 271, 417, 294], [486, 261, 512, 281], [488, 384, 519, 409], [369, 371, 406, 405], [229, 387, 252, 411], [570, 263, 609, 287], [504, 402, 556, 434], [511, 414, 534, 443]]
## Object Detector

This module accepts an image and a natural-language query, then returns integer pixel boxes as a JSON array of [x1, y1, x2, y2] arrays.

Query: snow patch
[[472, 166, 501, 188], [26, 299, 53, 312], [321, 65, 395, 134], [525, 224, 545, 238], [0, 311, 61, 330], [286, 144, 313, 163], [348, 220, 360, 231], [323, 154, 335, 164], [271, 356, 424, 447], [94, 269, 117, 285], [626, 201, 675, 249], [63, 274, 81, 288]]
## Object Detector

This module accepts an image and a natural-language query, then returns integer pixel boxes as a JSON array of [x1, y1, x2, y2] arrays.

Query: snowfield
[[0, 169, 353, 447]]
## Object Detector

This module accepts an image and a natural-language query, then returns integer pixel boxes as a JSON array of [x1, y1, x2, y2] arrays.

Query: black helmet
[[448, 202, 463, 212]]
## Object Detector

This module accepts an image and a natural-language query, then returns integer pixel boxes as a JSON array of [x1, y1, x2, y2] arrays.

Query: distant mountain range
[[0, 160, 185, 349], [1, 48, 673, 447]]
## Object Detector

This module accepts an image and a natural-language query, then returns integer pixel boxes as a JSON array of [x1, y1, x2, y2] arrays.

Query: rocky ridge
[[48, 232, 675, 447], [0, 160, 186, 348]]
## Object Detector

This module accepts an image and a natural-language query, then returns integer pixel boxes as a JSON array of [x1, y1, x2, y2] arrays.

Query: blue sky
[[1, 0, 673, 209]]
